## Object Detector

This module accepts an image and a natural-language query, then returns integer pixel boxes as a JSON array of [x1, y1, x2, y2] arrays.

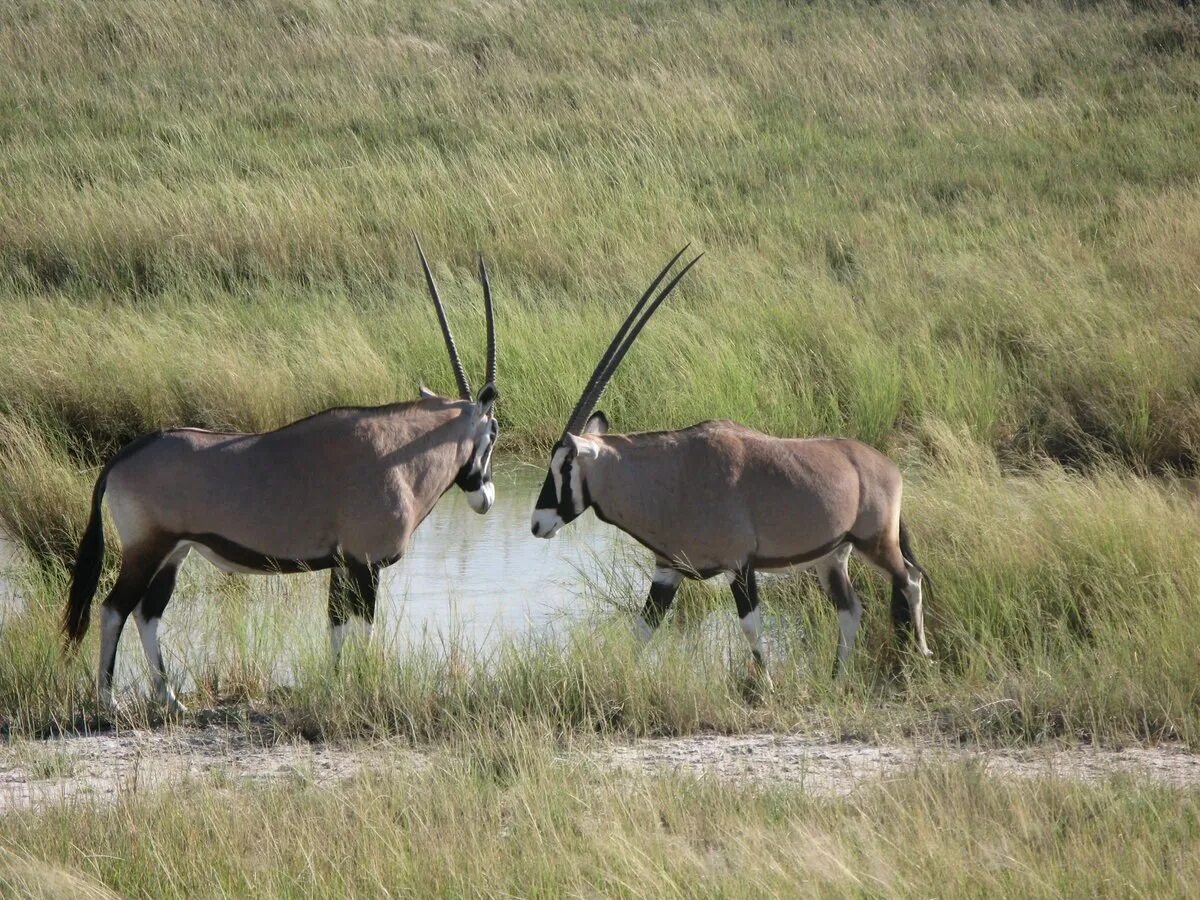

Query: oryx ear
[[582, 411, 609, 435], [477, 382, 498, 416], [418, 383, 437, 400]]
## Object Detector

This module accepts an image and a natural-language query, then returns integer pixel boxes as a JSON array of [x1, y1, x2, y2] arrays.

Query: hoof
[[162, 697, 188, 716]]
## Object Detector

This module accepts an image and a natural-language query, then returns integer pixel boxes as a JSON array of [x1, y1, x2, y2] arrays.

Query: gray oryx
[[65, 237, 500, 712], [531, 248, 931, 677]]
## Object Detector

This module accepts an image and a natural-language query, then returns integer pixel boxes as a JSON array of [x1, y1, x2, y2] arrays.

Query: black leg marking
[[891, 575, 913, 635], [135, 559, 183, 704], [140, 562, 179, 622], [329, 560, 382, 663], [818, 549, 862, 678], [641, 576, 680, 630], [328, 567, 353, 628], [97, 557, 162, 707], [731, 564, 766, 667], [731, 564, 757, 620]]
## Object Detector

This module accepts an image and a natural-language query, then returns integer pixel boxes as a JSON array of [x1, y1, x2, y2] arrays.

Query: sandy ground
[[605, 733, 1200, 795], [2, 723, 1198, 812]]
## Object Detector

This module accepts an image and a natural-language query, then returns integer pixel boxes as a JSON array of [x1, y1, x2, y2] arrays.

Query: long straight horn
[[414, 234, 472, 400], [572, 252, 702, 431], [562, 245, 691, 436], [479, 255, 496, 389]]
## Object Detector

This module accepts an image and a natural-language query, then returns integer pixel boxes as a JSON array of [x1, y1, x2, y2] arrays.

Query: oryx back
[[105, 398, 476, 572], [585, 421, 901, 575]]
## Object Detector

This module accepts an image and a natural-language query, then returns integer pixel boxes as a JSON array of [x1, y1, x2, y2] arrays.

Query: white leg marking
[[817, 545, 860, 674], [633, 615, 654, 644], [740, 606, 766, 662], [836, 608, 861, 668], [134, 606, 185, 711], [330, 616, 371, 662], [905, 566, 932, 658], [98, 606, 124, 711]]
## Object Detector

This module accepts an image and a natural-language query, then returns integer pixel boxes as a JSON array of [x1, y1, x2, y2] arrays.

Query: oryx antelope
[[64, 238, 500, 711], [530, 248, 932, 677]]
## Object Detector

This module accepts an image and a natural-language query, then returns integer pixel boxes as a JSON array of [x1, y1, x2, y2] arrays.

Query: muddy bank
[[2, 724, 1198, 813]]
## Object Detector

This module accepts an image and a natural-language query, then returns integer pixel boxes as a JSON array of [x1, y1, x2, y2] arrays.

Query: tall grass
[[2, 447, 1198, 745], [1, 737, 1197, 897], [2, 2, 1200, 557]]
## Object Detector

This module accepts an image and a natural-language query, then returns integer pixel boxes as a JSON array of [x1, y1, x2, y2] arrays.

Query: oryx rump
[[65, 238, 500, 711], [531, 248, 931, 677]]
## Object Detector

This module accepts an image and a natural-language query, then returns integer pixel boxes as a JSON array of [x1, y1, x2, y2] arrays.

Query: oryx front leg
[[732, 564, 772, 688], [816, 545, 861, 677], [634, 564, 681, 643], [328, 562, 382, 665]]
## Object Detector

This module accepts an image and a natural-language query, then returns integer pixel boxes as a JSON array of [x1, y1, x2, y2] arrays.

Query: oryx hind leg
[[815, 544, 860, 677], [329, 560, 382, 664], [97, 542, 173, 713], [851, 534, 932, 660], [134, 544, 190, 713]]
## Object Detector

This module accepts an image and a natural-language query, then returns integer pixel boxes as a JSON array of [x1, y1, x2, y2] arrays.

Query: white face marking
[[531, 446, 571, 539], [466, 480, 495, 514], [530, 507, 563, 539], [550, 446, 567, 497]]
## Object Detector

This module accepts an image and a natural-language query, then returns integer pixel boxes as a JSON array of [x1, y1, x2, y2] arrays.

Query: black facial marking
[[534, 471, 558, 511], [557, 455, 575, 514]]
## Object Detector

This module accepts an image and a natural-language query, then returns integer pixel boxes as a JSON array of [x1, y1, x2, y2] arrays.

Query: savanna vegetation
[[3, 742, 1199, 898], [1, 0, 1199, 891]]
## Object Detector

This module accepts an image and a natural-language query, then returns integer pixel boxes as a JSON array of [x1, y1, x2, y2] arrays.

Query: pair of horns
[[414, 234, 497, 401], [563, 246, 702, 437]]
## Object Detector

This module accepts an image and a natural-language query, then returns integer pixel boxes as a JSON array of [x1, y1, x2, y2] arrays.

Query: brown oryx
[[64, 237, 500, 712], [530, 248, 931, 678]]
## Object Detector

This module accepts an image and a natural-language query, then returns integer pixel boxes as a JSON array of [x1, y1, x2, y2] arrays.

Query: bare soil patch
[[606, 733, 1200, 795], [1, 725, 1197, 813]]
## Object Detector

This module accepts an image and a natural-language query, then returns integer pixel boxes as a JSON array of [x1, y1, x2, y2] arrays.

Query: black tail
[[64, 471, 108, 645]]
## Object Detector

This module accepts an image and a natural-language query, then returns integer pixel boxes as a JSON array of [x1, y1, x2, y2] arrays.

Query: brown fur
[[106, 397, 485, 566], [581, 420, 905, 577]]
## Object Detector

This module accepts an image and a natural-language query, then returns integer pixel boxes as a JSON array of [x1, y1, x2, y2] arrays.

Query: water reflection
[[378, 465, 637, 644]]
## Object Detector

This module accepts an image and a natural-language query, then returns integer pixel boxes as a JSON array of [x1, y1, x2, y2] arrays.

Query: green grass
[[2, 3, 1198, 891], [3, 1, 1200, 562], [1, 448, 1197, 746], [0, 0, 1197, 750], [0, 736, 1197, 897]]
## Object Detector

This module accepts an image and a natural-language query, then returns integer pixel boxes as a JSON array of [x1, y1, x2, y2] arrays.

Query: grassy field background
[[1, 1, 1199, 726], [2, 2, 1199, 892], [3, 745, 1198, 897]]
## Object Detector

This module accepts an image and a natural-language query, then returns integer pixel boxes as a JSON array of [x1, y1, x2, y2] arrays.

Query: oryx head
[[531, 246, 701, 538], [415, 235, 500, 515]]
